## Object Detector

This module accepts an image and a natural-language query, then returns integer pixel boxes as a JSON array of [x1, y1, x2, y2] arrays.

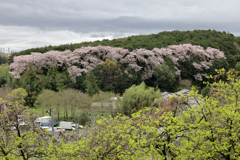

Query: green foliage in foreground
[[1, 69, 240, 159], [0, 99, 50, 160]]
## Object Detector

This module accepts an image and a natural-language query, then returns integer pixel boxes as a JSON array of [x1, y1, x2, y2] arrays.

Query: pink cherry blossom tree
[[9, 44, 226, 82]]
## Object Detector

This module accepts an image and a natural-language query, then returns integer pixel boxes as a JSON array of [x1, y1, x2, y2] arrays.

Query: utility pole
[[109, 98, 112, 117], [51, 109, 55, 136], [77, 115, 80, 135], [91, 113, 95, 129]]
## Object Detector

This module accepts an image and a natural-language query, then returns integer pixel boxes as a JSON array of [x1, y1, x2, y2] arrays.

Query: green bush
[[120, 82, 161, 116]]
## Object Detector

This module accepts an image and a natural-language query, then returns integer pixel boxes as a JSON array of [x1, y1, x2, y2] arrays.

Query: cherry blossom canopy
[[9, 44, 226, 82]]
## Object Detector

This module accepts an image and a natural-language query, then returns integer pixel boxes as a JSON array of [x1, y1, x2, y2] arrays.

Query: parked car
[[35, 117, 60, 128], [34, 116, 52, 127], [72, 123, 83, 130], [41, 126, 65, 135]]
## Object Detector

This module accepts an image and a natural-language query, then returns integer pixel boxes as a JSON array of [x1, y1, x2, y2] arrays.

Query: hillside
[[5, 30, 240, 107], [10, 30, 240, 68]]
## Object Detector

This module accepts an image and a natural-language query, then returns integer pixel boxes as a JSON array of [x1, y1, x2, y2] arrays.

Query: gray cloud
[[0, 0, 240, 51]]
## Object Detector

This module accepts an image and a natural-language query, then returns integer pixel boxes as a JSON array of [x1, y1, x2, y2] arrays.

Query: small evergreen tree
[[235, 61, 240, 71], [99, 59, 122, 93], [84, 70, 100, 97], [153, 64, 176, 91]]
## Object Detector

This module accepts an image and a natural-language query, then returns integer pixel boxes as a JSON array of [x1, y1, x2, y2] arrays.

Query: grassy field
[[29, 104, 115, 125]]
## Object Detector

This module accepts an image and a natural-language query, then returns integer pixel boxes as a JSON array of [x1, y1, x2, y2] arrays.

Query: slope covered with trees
[[2, 30, 240, 107], [9, 30, 240, 67], [7, 44, 227, 105]]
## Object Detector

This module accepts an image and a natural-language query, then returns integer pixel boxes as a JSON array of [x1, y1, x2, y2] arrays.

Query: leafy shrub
[[120, 82, 161, 116]]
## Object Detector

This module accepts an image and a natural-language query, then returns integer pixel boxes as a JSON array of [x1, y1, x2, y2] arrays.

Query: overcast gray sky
[[0, 0, 240, 52]]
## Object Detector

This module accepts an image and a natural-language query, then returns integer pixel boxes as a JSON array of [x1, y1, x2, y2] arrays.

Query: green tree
[[0, 86, 13, 100], [153, 64, 176, 91], [54, 71, 73, 91], [120, 82, 161, 116], [0, 99, 50, 159], [19, 70, 46, 107], [84, 70, 100, 97], [92, 91, 115, 115], [57, 89, 89, 120], [0, 52, 8, 65], [34, 89, 56, 116], [0, 64, 10, 87], [119, 67, 142, 95], [42, 66, 60, 91], [0, 64, 20, 89], [7, 88, 27, 105], [99, 59, 122, 93], [166, 69, 240, 159], [235, 61, 240, 71], [42, 67, 73, 91]]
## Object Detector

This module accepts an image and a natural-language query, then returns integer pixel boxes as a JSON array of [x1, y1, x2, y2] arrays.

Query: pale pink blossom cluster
[[154, 43, 225, 64], [120, 48, 165, 79], [9, 46, 129, 82], [192, 62, 203, 71], [194, 73, 208, 81], [67, 66, 87, 83], [174, 67, 181, 76], [194, 73, 203, 81], [9, 44, 226, 82], [128, 64, 143, 72], [200, 61, 213, 70], [9, 50, 70, 79], [120, 44, 225, 79], [151, 44, 226, 80]]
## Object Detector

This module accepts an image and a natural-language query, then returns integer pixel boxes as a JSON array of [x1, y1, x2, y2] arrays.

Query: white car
[[41, 126, 65, 134], [72, 123, 83, 130]]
